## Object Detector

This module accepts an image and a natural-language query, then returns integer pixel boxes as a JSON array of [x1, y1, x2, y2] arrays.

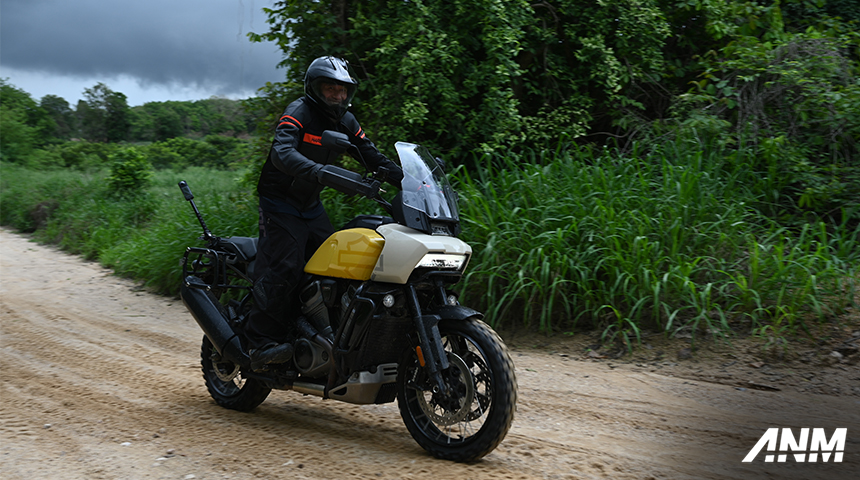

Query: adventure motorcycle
[[178, 131, 516, 461]]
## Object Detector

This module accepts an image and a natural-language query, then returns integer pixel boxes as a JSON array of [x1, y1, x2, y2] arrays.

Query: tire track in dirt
[[2, 228, 859, 479]]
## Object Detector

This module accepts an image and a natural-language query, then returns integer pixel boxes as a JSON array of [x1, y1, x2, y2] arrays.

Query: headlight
[[416, 253, 468, 270]]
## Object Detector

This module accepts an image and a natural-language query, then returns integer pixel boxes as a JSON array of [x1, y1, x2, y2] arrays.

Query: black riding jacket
[[257, 96, 399, 218]]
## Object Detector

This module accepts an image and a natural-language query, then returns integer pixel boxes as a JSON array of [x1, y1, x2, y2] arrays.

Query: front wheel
[[201, 336, 271, 411], [396, 318, 517, 461]]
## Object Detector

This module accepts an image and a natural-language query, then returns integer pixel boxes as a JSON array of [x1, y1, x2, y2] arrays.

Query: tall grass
[[454, 144, 858, 341], [99, 168, 259, 293], [0, 163, 384, 294], [2, 141, 857, 343], [1, 164, 257, 294]]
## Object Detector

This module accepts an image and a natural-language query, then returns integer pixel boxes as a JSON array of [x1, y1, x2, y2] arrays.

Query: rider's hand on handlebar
[[376, 165, 404, 190], [355, 178, 381, 199]]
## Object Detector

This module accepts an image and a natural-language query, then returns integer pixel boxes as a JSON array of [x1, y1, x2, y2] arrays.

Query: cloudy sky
[[1, 0, 285, 106]]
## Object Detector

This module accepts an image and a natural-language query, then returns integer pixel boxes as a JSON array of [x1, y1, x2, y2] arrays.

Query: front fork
[[407, 284, 452, 395]]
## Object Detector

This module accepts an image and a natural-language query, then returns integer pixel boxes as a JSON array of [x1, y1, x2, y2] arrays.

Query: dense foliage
[[77, 83, 132, 143], [249, 0, 672, 154], [1, 80, 58, 159], [0, 80, 255, 171], [128, 98, 257, 142], [2, 0, 859, 344], [249, 0, 859, 222]]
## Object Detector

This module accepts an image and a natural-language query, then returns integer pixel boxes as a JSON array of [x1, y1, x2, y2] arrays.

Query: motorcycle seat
[[217, 236, 258, 263]]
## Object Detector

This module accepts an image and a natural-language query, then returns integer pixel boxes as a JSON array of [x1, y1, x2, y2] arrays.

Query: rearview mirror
[[321, 130, 352, 153]]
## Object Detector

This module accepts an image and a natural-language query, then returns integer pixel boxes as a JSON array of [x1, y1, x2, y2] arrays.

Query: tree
[[0, 104, 39, 162], [128, 107, 156, 142], [517, 0, 670, 146], [0, 79, 56, 161], [249, 0, 672, 158], [128, 98, 256, 142], [77, 83, 130, 142], [646, 0, 860, 220], [105, 90, 131, 142], [152, 104, 183, 141], [39, 94, 76, 140]]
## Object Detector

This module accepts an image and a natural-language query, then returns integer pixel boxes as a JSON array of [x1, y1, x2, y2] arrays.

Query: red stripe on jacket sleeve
[[279, 115, 303, 129]]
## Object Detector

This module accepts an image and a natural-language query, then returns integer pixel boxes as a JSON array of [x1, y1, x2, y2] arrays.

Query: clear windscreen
[[395, 142, 459, 223]]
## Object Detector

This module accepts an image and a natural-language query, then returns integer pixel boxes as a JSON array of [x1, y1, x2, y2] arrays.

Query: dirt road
[[1, 228, 858, 479]]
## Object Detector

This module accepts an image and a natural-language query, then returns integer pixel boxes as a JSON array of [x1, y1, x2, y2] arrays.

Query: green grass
[[100, 168, 260, 293], [1, 164, 258, 293], [454, 144, 858, 342], [2, 141, 857, 344]]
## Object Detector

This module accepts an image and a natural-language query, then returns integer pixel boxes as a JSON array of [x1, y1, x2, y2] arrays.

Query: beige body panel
[[370, 224, 471, 284]]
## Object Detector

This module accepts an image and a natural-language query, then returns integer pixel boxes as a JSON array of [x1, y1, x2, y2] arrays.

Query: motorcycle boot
[[249, 342, 294, 372]]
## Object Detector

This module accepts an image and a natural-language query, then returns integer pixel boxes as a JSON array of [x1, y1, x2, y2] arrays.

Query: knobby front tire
[[396, 318, 517, 462]]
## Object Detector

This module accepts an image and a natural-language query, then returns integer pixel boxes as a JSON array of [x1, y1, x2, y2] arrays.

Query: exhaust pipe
[[293, 381, 326, 397], [180, 276, 248, 366]]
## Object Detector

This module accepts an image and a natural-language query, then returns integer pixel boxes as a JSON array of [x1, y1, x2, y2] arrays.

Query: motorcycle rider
[[245, 56, 403, 371]]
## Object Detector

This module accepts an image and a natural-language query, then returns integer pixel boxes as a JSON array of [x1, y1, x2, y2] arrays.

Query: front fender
[[429, 305, 483, 322]]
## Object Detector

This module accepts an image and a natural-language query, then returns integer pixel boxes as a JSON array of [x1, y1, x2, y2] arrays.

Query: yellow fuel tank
[[304, 228, 385, 281]]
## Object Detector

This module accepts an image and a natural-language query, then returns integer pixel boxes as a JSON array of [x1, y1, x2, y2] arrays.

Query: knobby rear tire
[[201, 336, 270, 412], [396, 318, 517, 462]]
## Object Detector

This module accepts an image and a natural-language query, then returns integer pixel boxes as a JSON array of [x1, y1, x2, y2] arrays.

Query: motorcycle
[[177, 131, 516, 461]]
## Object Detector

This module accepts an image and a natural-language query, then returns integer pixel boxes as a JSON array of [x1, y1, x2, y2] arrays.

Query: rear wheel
[[201, 336, 270, 411], [396, 318, 517, 461]]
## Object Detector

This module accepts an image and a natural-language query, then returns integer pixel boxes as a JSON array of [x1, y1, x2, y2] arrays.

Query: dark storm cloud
[[0, 0, 284, 96]]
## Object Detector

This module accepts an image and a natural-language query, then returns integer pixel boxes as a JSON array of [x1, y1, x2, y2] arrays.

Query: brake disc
[[417, 352, 475, 427]]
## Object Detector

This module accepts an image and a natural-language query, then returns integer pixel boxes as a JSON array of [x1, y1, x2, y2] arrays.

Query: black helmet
[[304, 56, 358, 121]]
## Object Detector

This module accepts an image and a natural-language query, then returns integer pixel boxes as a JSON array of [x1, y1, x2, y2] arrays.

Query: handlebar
[[317, 130, 395, 214]]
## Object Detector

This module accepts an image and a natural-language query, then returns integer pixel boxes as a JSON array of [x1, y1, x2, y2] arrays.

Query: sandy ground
[[1, 228, 858, 480]]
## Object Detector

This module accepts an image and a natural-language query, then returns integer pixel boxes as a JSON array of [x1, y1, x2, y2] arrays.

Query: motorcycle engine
[[293, 338, 330, 378]]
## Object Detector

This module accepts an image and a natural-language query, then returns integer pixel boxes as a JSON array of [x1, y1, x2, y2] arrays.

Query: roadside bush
[[139, 135, 251, 170], [143, 142, 185, 170], [155, 137, 219, 168], [196, 134, 253, 169], [101, 169, 258, 293], [48, 141, 120, 169], [0, 162, 83, 231], [106, 147, 153, 196], [677, 30, 860, 223]]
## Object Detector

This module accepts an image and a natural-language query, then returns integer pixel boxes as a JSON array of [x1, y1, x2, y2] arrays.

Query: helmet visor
[[309, 78, 356, 117]]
